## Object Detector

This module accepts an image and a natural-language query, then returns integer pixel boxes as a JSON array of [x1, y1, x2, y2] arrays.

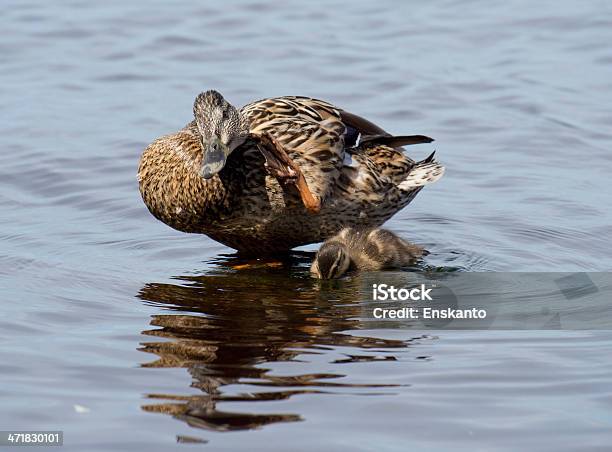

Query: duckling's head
[[311, 242, 352, 279], [193, 90, 250, 179]]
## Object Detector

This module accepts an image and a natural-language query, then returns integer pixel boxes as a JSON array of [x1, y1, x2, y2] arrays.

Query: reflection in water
[[136, 253, 428, 433]]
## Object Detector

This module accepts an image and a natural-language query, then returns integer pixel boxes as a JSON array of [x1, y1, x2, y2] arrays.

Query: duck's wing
[[337, 108, 433, 147], [335, 108, 435, 184], [243, 96, 342, 127], [241, 96, 437, 201], [242, 97, 347, 204]]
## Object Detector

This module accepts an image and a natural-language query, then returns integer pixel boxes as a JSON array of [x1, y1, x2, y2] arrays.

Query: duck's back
[[242, 96, 419, 187], [334, 227, 426, 271]]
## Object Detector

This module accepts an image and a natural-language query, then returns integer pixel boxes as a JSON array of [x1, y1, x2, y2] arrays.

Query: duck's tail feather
[[360, 134, 434, 148], [398, 152, 445, 190]]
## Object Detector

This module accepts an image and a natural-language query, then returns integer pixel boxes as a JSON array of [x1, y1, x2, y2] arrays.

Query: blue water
[[1, 0, 611, 450]]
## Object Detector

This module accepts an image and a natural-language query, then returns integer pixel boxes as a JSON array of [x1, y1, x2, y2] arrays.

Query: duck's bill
[[200, 143, 229, 179]]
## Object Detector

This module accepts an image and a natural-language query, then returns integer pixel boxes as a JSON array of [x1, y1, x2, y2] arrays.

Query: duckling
[[310, 227, 426, 279]]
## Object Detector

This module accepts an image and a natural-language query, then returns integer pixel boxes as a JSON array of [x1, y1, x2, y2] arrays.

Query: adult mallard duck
[[138, 91, 444, 254]]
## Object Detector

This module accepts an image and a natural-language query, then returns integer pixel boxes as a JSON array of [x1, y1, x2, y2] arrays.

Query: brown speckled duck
[[310, 227, 426, 279], [138, 91, 444, 254]]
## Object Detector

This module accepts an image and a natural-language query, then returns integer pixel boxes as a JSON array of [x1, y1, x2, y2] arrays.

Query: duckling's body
[[311, 227, 425, 279], [138, 92, 444, 254]]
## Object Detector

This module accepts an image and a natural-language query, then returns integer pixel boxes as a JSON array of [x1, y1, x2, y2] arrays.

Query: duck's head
[[311, 242, 352, 279], [193, 90, 249, 179]]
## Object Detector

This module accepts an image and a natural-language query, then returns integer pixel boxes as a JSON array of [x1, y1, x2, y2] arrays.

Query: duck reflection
[[136, 252, 422, 432]]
